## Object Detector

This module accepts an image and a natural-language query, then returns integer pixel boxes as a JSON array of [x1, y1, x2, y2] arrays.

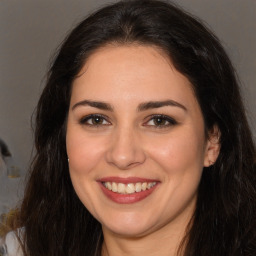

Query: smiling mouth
[[97, 177, 159, 204], [102, 181, 157, 194]]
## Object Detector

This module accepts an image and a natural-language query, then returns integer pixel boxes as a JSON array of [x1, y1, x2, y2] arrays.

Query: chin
[[104, 223, 153, 238], [100, 212, 158, 237]]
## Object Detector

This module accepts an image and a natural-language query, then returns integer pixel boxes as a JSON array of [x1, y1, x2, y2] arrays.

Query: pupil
[[154, 118, 165, 125], [93, 117, 102, 124]]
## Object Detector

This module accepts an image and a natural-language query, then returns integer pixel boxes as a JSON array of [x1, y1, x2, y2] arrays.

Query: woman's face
[[66, 45, 217, 237]]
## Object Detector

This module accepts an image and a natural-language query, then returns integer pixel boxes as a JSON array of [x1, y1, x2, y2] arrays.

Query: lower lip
[[98, 182, 159, 204]]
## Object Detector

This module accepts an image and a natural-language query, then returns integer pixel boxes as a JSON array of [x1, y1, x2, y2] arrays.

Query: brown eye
[[80, 114, 110, 126], [153, 117, 168, 126], [145, 115, 177, 128], [91, 116, 104, 125]]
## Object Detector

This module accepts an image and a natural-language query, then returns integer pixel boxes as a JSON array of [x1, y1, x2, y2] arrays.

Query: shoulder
[[1, 228, 24, 256]]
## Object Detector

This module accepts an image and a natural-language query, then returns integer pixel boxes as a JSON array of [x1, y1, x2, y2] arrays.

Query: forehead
[[71, 45, 197, 108]]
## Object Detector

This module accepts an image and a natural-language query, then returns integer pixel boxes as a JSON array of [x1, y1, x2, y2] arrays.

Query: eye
[[144, 115, 177, 128], [80, 114, 110, 126]]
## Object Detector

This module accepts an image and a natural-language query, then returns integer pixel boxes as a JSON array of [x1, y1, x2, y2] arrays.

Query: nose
[[106, 127, 146, 170]]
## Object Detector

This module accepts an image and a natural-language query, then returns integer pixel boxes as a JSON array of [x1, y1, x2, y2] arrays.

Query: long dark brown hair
[[10, 0, 256, 255]]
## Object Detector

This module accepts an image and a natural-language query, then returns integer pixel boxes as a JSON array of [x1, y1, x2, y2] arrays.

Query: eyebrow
[[72, 100, 113, 111], [71, 99, 187, 112], [137, 100, 187, 112]]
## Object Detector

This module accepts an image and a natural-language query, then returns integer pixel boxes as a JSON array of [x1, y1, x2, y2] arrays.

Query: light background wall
[[0, 0, 255, 201]]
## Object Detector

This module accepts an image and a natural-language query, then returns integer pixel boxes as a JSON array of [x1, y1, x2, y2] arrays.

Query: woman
[[2, 0, 255, 255]]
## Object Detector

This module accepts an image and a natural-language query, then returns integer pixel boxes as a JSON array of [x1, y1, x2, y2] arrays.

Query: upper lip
[[97, 176, 159, 184]]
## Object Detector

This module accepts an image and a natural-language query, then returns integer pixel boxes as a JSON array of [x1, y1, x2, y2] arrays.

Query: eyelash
[[144, 114, 177, 128], [79, 114, 110, 126], [79, 114, 177, 128]]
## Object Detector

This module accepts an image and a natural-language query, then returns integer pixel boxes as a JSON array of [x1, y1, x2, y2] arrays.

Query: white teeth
[[135, 182, 142, 192], [112, 182, 118, 192], [117, 183, 126, 194], [106, 182, 112, 190], [141, 182, 147, 191], [147, 182, 156, 189], [126, 183, 135, 194], [103, 181, 157, 194]]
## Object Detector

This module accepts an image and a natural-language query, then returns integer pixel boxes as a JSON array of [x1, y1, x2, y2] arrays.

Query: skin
[[66, 45, 220, 256]]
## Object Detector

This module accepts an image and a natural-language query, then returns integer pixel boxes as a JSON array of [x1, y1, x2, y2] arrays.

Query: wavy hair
[[12, 0, 256, 255]]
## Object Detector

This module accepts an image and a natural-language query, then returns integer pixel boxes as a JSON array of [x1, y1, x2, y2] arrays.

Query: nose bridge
[[106, 123, 145, 169]]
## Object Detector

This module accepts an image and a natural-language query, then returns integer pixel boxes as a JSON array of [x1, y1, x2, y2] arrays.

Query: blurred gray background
[[0, 0, 255, 209]]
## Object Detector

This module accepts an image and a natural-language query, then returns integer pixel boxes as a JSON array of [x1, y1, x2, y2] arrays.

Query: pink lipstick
[[97, 177, 159, 204]]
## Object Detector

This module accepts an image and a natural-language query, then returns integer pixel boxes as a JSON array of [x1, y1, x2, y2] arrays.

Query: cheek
[[66, 129, 107, 214], [66, 128, 106, 177], [146, 130, 206, 176], [145, 131, 205, 216]]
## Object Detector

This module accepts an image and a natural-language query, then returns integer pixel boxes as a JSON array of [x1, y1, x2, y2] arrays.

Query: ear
[[204, 125, 221, 167]]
